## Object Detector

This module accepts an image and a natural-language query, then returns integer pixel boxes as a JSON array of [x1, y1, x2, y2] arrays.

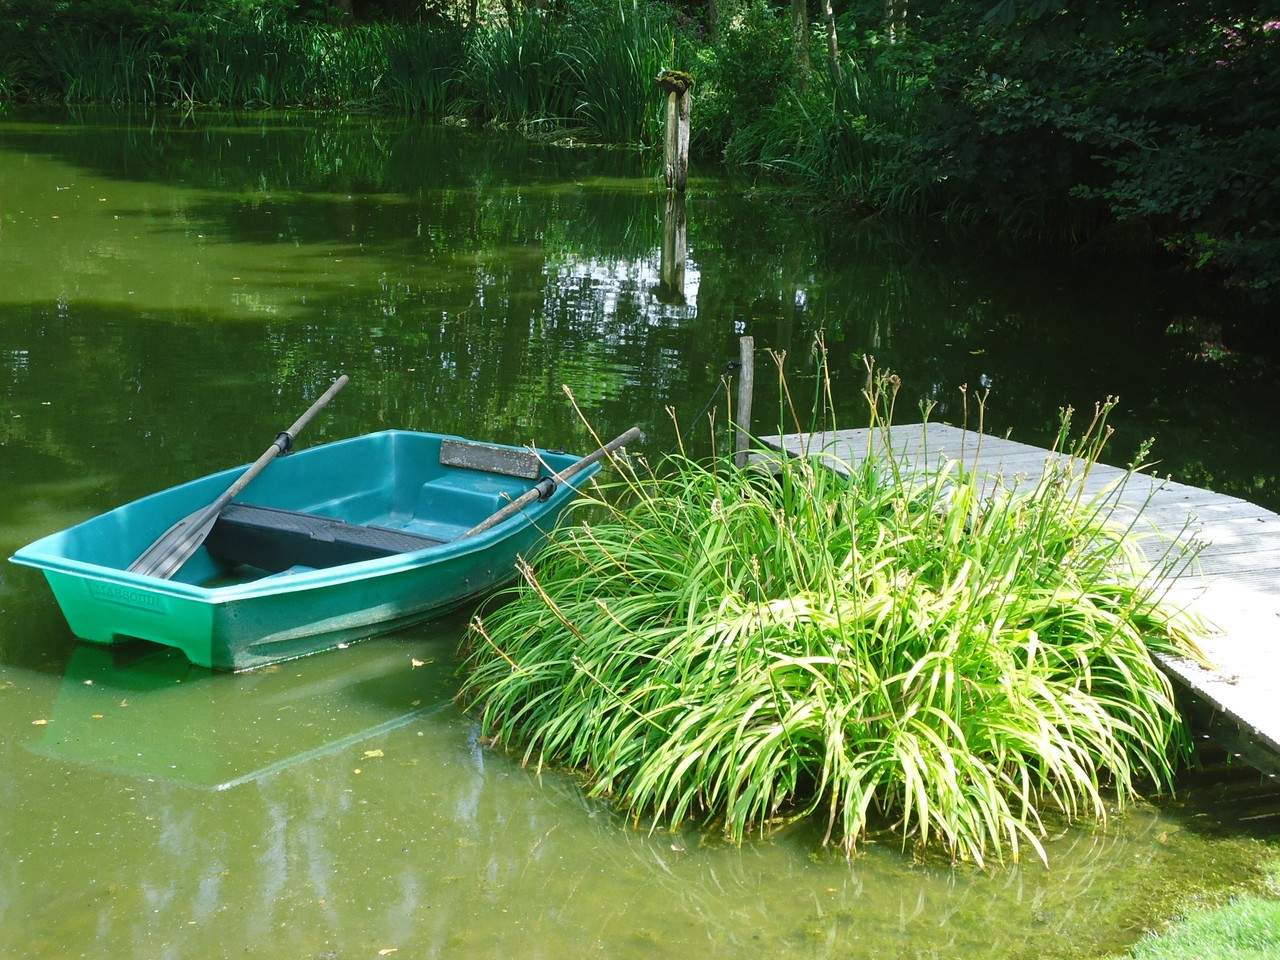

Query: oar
[[128, 375, 350, 580], [462, 426, 641, 539]]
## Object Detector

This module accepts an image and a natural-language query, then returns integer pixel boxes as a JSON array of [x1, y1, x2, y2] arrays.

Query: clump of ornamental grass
[[458, 357, 1211, 867]]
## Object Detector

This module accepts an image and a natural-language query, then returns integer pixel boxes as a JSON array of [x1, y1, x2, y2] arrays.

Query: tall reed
[[380, 22, 468, 118], [185, 17, 386, 108], [460, 354, 1210, 866], [48, 32, 166, 105], [466, 12, 577, 127], [729, 56, 933, 214], [568, 1, 676, 145]]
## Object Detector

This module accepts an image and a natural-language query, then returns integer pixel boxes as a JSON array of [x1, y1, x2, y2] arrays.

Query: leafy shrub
[[460, 354, 1209, 865], [693, 0, 793, 157]]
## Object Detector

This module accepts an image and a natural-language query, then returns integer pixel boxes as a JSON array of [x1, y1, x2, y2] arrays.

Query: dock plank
[[761, 424, 1280, 776]]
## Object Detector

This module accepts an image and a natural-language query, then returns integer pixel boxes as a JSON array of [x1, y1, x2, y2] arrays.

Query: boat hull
[[11, 431, 595, 671]]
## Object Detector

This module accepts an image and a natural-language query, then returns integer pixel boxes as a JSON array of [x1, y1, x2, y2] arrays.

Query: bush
[[693, 0, 793, 157], [459, 353, 1210, 865]]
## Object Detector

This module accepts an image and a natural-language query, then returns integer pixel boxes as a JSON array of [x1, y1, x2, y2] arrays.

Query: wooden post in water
[[734, 336, 755, 469], [656, 70, 693, 193]]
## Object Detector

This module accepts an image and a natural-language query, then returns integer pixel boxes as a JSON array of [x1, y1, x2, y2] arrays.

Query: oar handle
[[462, 426, 641, 538], [282, 374, 350, 449], [220, 375, 349, 504]]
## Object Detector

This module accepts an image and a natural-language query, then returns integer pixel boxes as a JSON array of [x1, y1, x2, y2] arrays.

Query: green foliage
[[709, 2, 1280, 294], [380, 21, 468, 118], [567, 1, 677, 146], [459, 354, 1209, 865], [693, 0, 792, 156], [727, 55, 932, 215], [465, 11, 577, 126], [904, 8, 1280, 289]]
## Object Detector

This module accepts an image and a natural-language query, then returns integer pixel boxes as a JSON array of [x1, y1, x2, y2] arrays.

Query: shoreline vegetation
[[1, 0, 1277, 299], [1108, 859, 1280, 960], [459, 354, 1213, 868]]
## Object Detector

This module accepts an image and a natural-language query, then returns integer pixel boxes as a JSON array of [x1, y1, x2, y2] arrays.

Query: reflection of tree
[[1, 108, 1276, 535]]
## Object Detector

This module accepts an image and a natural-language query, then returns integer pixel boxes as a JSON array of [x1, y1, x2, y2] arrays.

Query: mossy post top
[[655, 70, 694, 96]]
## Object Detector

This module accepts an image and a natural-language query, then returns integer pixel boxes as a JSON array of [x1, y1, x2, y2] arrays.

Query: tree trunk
[[792, 0, 811, 85], [822, 0, 841, 79], [884, 0, 902, 43]]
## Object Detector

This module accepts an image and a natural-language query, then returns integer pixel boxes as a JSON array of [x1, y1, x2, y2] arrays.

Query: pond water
[[2, 107, 1278, 959]]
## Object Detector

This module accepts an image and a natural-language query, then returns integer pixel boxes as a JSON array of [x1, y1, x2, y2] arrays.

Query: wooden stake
[[656, 71, 693, 193], [735, 336, 754, 469]]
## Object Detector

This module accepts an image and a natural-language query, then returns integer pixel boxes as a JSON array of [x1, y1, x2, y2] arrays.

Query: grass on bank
[[1111, 860, 1280, 960], [459, 354, 1212, 867]]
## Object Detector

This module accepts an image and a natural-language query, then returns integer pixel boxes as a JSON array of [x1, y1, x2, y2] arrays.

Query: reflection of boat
[[28, 636, 456, 790], [10, 431, 597, 671]]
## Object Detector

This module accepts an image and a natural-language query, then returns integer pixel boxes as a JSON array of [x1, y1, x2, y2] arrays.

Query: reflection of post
[[656, 70, 693, 193], [657, 191, 687, 305]]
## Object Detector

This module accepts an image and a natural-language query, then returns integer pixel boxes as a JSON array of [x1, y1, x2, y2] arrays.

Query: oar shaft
[[219, 374, 350, 505], [128, 375, 350, 579], [463, 426, 640, 538]]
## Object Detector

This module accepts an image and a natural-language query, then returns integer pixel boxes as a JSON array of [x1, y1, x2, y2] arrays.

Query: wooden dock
[[761, 424, 1280, 777]]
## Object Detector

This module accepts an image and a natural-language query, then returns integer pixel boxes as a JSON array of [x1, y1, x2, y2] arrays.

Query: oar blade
[[126, 375, 349, 581], [127, 502, 223, 580]]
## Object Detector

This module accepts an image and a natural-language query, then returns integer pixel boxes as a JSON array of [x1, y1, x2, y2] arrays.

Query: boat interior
[[197, 435, 556, 581]]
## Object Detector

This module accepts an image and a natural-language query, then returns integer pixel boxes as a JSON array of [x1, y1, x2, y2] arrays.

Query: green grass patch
[[459, 352, 1212, 866], [1113, 861, 1280, 960]]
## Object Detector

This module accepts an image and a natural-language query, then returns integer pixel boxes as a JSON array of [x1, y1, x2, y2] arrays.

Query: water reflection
[[32, 638, 454, 791], [657, 192, 689, 306], [3, 107, 1280, 958], [3, 108, 1278, 508]]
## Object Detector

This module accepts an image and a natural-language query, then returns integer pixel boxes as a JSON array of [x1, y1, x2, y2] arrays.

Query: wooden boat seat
[[206, 503, 444, 573], [437, 438, 543, 479]]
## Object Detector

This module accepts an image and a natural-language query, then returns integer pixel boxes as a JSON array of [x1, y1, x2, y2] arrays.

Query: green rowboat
[[10, 430, 605, 671]]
